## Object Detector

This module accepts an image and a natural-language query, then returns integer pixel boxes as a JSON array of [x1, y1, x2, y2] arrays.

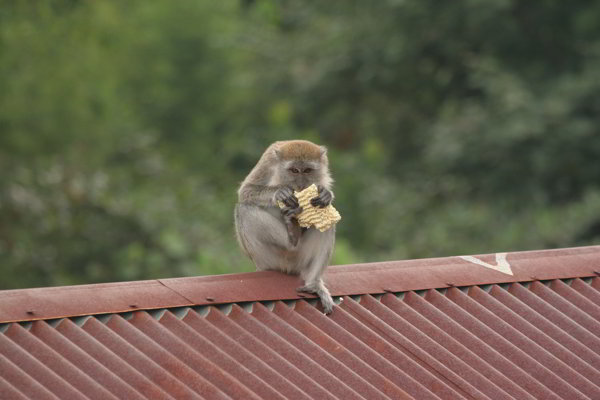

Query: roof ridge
[[1, 246, 598, 323]]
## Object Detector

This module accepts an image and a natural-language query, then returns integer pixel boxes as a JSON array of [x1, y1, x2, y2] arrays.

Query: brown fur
[[274, 140, 324, 161]]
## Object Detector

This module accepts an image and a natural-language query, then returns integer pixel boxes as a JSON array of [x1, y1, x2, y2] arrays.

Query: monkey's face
[[281, 160, 322, 191]]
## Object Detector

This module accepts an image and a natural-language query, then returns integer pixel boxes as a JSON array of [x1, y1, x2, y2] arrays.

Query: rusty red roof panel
[[0, 280, 193, 323], [1, 245, 598, 323], [1, 245, 600, 399]]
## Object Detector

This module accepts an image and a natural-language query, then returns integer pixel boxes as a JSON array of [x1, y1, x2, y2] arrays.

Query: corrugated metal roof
[[1, 245, 598, 323], [1, 246, 599, 399]]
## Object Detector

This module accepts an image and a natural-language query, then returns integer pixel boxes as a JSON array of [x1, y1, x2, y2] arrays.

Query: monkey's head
[[272, 140, 332, 191]]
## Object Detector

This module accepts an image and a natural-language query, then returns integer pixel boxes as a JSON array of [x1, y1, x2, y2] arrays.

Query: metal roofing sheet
[[1, 246, 599, 399], [1, 245, 598, 323]]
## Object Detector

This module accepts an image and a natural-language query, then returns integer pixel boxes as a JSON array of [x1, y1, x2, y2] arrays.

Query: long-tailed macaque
[[234, 140, 336, 313]]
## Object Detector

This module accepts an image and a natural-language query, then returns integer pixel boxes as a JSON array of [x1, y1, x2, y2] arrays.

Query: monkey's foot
[[296, 285, 334, 314]]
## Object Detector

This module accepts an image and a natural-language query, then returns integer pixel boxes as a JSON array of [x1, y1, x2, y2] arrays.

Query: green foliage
[[1, 0, 599, 289]]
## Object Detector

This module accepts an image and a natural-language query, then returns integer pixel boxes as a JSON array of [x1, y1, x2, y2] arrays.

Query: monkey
[[234, 140, 336, 314]]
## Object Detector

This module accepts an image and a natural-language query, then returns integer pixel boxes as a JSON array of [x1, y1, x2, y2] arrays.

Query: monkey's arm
[[280, 204, 303, 246], [239, 184, 301, 211], [275, 188, 303, 246]]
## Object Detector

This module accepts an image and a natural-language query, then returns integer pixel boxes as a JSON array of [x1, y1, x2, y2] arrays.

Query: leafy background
[[1, 1, 599, 289]]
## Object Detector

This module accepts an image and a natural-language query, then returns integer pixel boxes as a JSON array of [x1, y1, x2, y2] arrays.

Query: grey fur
[[234, 140, 336, 314]]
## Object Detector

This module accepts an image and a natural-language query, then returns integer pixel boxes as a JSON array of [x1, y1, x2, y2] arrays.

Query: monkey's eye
[[303, 168, 313, 173], [289, 167, 300, 174]]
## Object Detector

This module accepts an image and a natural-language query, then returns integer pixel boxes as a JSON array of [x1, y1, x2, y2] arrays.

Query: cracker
[[278, 184, 341, 232]]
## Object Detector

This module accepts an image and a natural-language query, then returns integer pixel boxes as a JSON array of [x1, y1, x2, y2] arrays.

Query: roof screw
[[383, 288, 394, 293], [446, 282, 455, 287], [129, 305, 138, 309], [530, 276, 538, 280], [206, 296, 215, 302], [26, 310, 34, 315]]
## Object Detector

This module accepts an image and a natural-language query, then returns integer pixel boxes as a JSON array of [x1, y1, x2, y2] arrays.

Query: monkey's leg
[[235, 203, 297, 271], [296, 228, 335, 314]]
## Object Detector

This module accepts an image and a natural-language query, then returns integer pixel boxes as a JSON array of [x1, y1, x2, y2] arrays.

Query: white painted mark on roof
[[459, 252, 513, 275]]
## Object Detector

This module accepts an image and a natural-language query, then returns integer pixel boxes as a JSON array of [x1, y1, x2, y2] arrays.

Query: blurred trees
[[1, 0, 599, 289]]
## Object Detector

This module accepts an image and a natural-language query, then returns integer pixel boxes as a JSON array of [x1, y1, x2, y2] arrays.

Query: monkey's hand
[[310, 185, 333, 208], [274, 186, 299, 209], [281, 205, 303, 219]]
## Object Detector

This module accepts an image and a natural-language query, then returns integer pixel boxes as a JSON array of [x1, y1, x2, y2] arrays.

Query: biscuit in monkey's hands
[[278, 184, 341, 232]]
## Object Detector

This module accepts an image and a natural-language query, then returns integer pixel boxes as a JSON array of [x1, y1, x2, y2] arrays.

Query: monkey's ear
[[319, 146, 328, 158], [274, 148, 283, 160], [272, 142, 284, 160]]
